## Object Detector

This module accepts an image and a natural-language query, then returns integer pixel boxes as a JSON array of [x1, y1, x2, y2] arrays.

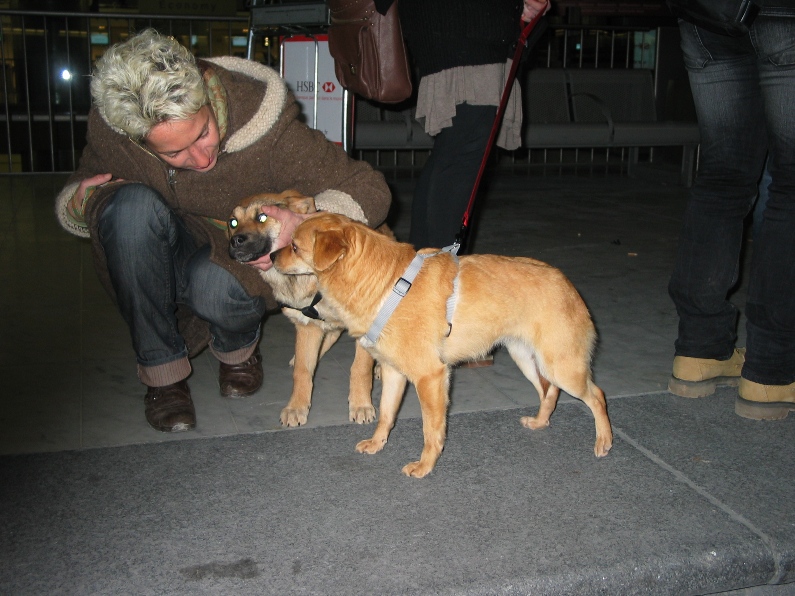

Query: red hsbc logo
[[322, 81, 336, 93]]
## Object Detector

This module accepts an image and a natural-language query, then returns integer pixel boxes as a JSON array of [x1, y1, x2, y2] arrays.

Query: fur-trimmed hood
[[205, 56, 287, 154]]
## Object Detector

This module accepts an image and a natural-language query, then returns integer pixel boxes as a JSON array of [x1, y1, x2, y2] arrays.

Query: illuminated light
[[60, 69, 72, 81]]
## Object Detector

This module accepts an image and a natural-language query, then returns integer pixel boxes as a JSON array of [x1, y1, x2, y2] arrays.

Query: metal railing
[[0, 9, 674, 175], [0, 9, 251, 173]]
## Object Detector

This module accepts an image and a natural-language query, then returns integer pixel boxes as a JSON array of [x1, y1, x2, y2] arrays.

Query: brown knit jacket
[[55, 57, 391, 355]]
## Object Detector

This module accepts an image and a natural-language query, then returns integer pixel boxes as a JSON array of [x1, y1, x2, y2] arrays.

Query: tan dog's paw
[[594, 435, 612, 458], [356, 437, 386, 454], [373, 363, 382, 381], [520, 415, 550, 430], [349, 405, 376, 424], [401, 461, 433, 478], [280, 406, 309, 427]]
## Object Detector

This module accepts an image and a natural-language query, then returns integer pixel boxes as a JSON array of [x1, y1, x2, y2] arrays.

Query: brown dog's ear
[[311, 228, 348, 271], [282, 191, 317, 214]]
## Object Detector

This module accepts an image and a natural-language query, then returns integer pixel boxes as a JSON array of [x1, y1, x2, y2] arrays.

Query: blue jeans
[[98, 184, 266, 370], [752, 156, 771, 240], [669, 17, 795, 385]]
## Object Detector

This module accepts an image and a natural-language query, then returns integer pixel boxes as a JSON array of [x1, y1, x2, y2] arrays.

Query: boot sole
[[668, 375, 740, 399], [735, 396, 794, 421], [148, 421, 196, 432], [221, 388, 259, 399]]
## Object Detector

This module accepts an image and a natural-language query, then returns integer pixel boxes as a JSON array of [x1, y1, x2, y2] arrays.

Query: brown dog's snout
[[270, 246, 285, 266], [228, 232, 272, 263], [230, 233, 249, 248]]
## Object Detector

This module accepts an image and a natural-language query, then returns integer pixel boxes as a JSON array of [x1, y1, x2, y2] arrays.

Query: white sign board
[[281, 35, 345, 145]]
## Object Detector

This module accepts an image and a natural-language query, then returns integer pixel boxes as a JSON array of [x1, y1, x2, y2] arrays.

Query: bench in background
[[523, 68, 700, 186], [353, 67, 700, 186]]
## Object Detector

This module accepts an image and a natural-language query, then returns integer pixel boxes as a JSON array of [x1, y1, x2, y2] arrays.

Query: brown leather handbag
[[327, 0, 412, 103]]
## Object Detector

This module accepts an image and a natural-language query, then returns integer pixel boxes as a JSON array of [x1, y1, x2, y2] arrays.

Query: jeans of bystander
[[669, 17, 795, 385]]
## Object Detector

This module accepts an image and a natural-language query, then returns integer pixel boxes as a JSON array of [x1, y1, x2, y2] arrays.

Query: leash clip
[[443, 242, 460, 257]]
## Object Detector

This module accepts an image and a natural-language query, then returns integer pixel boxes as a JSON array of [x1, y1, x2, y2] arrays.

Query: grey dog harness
[[361, 245, 461, 349]]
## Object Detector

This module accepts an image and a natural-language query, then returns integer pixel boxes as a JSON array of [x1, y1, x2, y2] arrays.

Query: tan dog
[[272, 212, 613, 478], [227, 191, 381, 427]]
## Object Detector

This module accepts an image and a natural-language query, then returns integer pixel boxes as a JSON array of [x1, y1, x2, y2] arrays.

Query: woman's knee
[[98, 184, 170, 245], [183, 248, 265, 331]]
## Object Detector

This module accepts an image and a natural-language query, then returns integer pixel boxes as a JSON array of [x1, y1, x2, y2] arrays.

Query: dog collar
[[361, 245, 460, 349], [279, 292, 324, 320], [300, 292, 324, 320]]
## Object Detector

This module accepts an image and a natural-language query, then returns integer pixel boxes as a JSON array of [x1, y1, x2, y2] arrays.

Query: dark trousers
[[669, 18, 795, 385], [409, 103, 497, 250]]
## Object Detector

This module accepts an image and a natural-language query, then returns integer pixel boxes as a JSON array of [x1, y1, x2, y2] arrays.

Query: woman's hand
[[67, 173, 117, 223], [522, 0, 550, 21], [245, 205, 312, 272]]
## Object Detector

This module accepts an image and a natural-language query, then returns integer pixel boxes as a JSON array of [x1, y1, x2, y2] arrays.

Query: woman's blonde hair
[[90, 28, 208, 141]]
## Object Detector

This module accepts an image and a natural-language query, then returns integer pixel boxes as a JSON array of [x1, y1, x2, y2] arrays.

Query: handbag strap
[[454, 12, 547, 250]]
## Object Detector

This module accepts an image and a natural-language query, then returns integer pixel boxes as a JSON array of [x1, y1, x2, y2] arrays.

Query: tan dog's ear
[[312, 228, 348, 272], [283, 192, 317, 214]]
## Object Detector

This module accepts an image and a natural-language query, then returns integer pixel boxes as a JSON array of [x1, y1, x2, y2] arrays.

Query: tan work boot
[[735, 378, 795, 420], [668, 348, 745, 398]]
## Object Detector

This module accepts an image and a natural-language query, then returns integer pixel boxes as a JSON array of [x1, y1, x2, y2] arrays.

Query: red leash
[[454, 11, 546, 248]]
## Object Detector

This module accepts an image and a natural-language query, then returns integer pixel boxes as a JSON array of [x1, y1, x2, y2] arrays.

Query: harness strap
[[444, 246, 460, 338], [362, 244, 460, 348]]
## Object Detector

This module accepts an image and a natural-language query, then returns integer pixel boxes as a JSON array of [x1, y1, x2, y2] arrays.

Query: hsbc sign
[[282, 35, 345, 145], [294, 80, 337, 93]]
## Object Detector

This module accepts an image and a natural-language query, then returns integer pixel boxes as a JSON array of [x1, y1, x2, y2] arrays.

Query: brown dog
[[272, 212, 613, 478], [227, 191, 381, 427]]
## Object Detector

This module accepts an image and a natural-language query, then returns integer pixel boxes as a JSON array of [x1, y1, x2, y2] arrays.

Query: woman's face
[[144, 104, 220, 172]]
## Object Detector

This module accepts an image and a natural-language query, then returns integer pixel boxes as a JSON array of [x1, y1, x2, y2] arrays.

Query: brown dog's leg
[[280, 322, 326, 427], [552, 367, 613, 458], [402, 367, 450, 478], [508, 340, 612, 457], [314, 328, 375, 424], [348, 343, 377, 424], [506, 341, 561, 430], [317, 327, 343, 360], [520, 384, 561, 431], [579, 380, 613, 457], [356, 362, 406, 455]]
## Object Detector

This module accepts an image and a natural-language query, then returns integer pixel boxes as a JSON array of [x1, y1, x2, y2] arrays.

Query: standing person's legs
[[751, 157, 771, 241], [409, 103, 497, 250], [668, 23, 768, 397], [98, 184, 266, 431], [737, 16, 795, 417]]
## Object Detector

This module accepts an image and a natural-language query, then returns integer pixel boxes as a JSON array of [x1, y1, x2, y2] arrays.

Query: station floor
[[1, 166, 793, 595]]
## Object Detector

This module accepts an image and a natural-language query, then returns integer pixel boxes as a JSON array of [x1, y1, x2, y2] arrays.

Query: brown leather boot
[[144, 380, 196, 432], [219, 351, 263, 398]]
